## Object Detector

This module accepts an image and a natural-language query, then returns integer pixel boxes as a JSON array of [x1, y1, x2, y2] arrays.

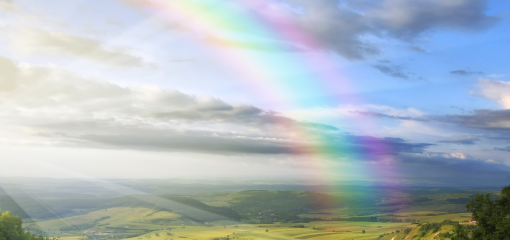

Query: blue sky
[[0, 0, 509, 186]]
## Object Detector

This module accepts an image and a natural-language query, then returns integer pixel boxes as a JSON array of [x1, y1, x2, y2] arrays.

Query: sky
[[0, 0, 509, 186]]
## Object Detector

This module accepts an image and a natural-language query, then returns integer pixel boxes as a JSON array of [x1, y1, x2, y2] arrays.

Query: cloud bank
[[149, 0, 499, 60], [0, 55, 432, 157]]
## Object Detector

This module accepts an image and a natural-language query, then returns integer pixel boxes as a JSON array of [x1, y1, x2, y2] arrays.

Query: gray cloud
[[138, 0, 497, 60], [409, 46, 426, 53], [0, 55, 433, 157], [368, 0, 499, 40], [435, 109, 510, 130], [450, 69, 484, 75], [37, 129, 432, 156], [487, 135, 510, 142], [290, 2, 379, 59], [494, 146, 510, 152], [353, 107, 510, 132], [40, 130, 297, 155], [438, 135, 480, 145], [357, 107, 510, 133], [224, 0, 379, 59], [372, 64, 422, 80], [249, 0, 497, 59], [350, 110, 428, 121], [345, 136, 433, 155]]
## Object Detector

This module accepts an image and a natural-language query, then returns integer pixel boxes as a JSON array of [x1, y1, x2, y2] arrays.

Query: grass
[[21, 188, 477, 240], [119, 221, 419, 240], [23, 207, 181, 238], [23, 206, 471, 240], [60, 236, 86, 240], [377, 224, 459, 240]]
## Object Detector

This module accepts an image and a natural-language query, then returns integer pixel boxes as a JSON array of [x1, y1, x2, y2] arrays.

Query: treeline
[[378, 197, 432, 207], [446, 197, 471, 204], [419, 220, 458, 233], [0, 210, 59, 240], [59, 222, 95, 231], [300, 216, 379, 222], [228, 190, 356, 216], [104, 227, 152, 238], [379, 218, 419, 223], [225, 190, 350, 223], [229, 190, 336, 215], [286, 216, 424, 223]]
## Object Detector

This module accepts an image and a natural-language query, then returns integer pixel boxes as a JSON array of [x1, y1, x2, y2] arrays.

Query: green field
[[23, 207, 181, 238], [21, 206, 473, 240], [120, 221, 418, 240], [6, 183, 492, 240]]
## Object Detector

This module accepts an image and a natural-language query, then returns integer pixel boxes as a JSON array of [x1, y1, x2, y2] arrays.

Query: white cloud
[[0, 55, 312, 154], [0, 56, 435, 157], [485, 159, 499, 164], [0, 0, 16, 12], [403, 151, 483, 161], [9, 27, 150, 68], [476, 78, 510, 108]]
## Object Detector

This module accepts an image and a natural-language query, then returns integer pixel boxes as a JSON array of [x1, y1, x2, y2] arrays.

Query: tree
[[465, 186, 510, 239], [0, 210, 59, 240], [451, 224, 469, 240], [362, 230, 365, 234]]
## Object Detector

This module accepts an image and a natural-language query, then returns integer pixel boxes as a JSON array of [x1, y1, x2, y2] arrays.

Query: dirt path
[[296, 233, 342, 239], [446, 216, 459, 220], [430, 232, 440, 239], [391, 236, 396, 240]]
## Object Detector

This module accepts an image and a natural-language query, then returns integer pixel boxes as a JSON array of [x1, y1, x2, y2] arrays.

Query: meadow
[[1, 180, 498, 240], [28, 208, 474, 240], [5, 181, 492, 240]]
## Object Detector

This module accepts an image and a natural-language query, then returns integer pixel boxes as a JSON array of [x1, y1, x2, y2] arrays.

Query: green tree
[[0, 210, 58, 240], [451, 224, 469, 240], [0, 210, 25, 240], [362, 230, 365, 234], [466, 186, 510, 240]]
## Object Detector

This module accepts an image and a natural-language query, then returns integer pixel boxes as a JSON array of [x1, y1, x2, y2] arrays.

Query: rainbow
[[120, 0, 400, 196]]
